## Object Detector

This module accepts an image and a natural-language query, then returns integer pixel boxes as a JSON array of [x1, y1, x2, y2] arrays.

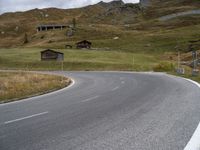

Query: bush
[[153, 62, 175, 72]]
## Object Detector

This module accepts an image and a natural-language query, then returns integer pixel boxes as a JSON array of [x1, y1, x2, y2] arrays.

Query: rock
[[124, 24, 130, 27], [15, 26, 19, 32], [145, 43, 151, 47], [140, 0, 151, 7], [39, 11, 44, 17], [113, 36, 119, 40]]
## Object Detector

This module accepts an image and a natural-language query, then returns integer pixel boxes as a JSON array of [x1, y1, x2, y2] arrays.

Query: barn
[[37, 25, 68, 32], [41, 49, 64, 61], [76, 40, 92, 49]]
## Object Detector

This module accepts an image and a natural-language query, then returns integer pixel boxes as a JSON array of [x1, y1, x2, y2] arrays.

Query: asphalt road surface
[[0, 71, 200, 150]]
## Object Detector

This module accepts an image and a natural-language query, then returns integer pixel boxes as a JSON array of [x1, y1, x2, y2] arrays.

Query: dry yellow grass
[[0, 71, 71, 103]]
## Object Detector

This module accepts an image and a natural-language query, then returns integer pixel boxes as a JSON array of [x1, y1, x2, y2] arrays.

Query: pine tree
[[72, 18, 76, 29], [23, 33, 28, 44]]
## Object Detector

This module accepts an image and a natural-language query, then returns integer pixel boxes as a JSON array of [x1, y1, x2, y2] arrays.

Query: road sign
[[192, 69, 199, 76], [192, 50, 197, 60]]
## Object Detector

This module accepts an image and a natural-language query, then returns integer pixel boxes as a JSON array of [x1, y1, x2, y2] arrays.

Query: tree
[[72, 18, 76, 29], [23, 33, 28, 44]]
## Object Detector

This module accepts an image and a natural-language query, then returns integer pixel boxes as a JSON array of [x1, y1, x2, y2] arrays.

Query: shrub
[[153, 62, 175, 72]]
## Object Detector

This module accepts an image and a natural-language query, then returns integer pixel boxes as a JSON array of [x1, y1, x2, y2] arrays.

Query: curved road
[[158, 9, 200, 21], [0, 71, 200, 150]]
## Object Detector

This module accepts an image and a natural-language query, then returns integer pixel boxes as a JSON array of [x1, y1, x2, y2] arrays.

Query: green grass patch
[[0, 48, 163, 71]]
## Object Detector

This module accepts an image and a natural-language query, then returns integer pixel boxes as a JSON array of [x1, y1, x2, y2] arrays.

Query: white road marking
[[183, 78, 200, 150], [111, 86, 119, 91], [4, 111, 49, 124], [185, 78, 200, 88], [121, 81, 125, 84], [184, 123, 200, 150], [81, 96, 99, 102]]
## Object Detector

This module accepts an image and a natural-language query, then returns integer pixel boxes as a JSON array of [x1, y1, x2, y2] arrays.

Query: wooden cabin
[[76, 40, 92, 49], [41, 49, 64, 61]]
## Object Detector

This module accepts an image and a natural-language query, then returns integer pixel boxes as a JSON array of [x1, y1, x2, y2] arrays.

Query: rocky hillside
[[0, 0, 200, 48], [0, 0, 142, 47], [142, 0, 200, 18]]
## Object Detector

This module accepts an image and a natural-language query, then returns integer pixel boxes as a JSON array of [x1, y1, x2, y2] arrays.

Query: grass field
[[0, 48, 167, 71], [0, 71, 71, 103], [0, 47, 198, 76]]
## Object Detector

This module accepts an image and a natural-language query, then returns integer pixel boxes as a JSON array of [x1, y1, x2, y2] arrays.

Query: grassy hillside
[[16, 23, 200, 54], [0, 0, 199, 50], [0, 0, 199, 77]]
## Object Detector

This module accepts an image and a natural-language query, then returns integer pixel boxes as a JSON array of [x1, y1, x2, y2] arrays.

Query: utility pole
[[192, 50, 197, 69], [192, 50, 199, 76]]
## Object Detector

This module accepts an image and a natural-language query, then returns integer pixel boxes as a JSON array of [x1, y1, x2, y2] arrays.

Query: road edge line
[[184, 123, 200, 150], [183, 78, 200, 150], [166, 74, 200, 150]]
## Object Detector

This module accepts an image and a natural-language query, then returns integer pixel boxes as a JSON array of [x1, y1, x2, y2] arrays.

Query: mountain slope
[[0, 0, 200, 50]]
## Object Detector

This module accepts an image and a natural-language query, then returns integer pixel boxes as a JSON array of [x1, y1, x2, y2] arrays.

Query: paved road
[[158, 9, 200, 21], [0, 71, 200, 150]]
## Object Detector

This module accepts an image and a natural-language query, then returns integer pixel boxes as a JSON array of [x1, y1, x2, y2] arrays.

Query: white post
[[178, 51, 180, 69], [132, 55, 135, 71], [61, 60, 64, 82]]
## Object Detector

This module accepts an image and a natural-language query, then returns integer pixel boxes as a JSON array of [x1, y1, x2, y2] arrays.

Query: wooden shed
[[41, 49, 64, 61], [76, 40, 92, 49]]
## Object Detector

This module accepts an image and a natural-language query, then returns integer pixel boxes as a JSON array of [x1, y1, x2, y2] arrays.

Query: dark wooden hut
[[76, 40, 92, 49], [41, 49, 64, 61]]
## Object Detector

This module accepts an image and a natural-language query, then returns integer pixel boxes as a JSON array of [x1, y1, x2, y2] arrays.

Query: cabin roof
[[41, 49, 64, 54], [37, 25, 68, 28], [76, 40, 92, 45]]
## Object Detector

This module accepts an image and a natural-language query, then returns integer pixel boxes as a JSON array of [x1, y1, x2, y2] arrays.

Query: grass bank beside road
[[0, 71, 71, 103], [0, 48, 161, 71]]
